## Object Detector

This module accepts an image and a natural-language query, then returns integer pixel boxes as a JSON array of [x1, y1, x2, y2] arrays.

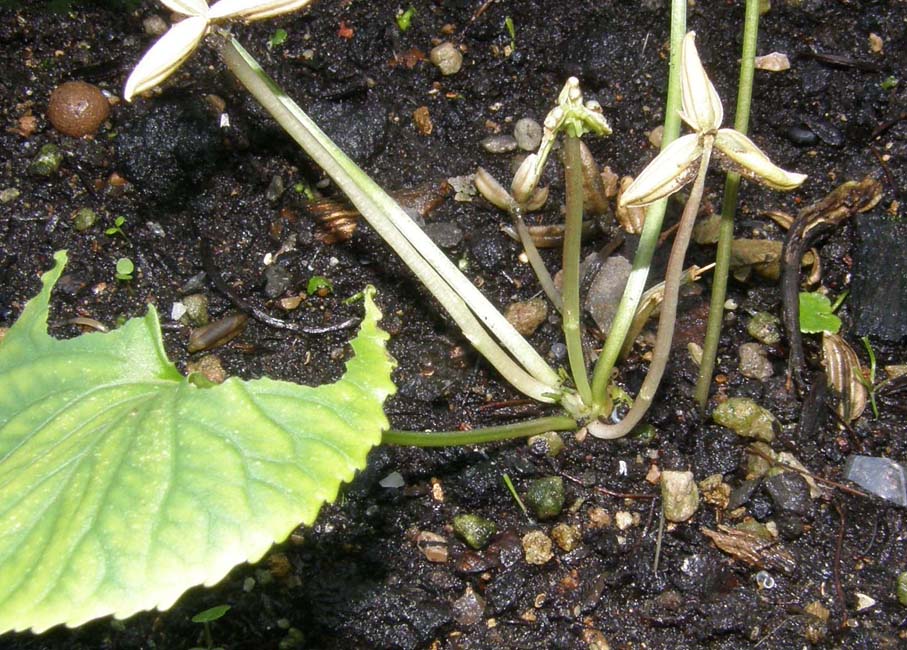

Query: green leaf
[[799, 291, 842, 334], [192, 604, 231, 623], [0, 251, 395, 633], [306, 275, 333, 296]]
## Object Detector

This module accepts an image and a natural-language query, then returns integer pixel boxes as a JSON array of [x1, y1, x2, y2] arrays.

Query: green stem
[[513, 209, 563, 312], [382, 415, 578, 446], [562, 134, 593, 406], [588, 139, 713, 439], [589, 0, 686, 409], [218, 36, 567, 406], [693, 0, 760, 411]]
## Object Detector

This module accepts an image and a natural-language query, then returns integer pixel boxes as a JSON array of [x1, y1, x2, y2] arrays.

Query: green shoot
[[859, 336, 880, 418], [114, 256, 135, 281], [191, 604, 230, 650], [694, 0, 760, 411], [306, 275, 333, 296], [104, 215, 128, 240], [504, 16, 516, 51], [396, 6, 415, 32], [881, 76, 898, 90], [798, 291, 842, 334], [502, 473, 532, 522], [267, 28, 288, 49]]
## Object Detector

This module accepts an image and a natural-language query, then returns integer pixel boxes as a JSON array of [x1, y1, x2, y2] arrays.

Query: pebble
[[764, 472, 811, 516], [453, 514, 496, 550], [746, 311, 781, 345], [738, 342, 773, 380], [430, 42, 463, 75], [754, 52, 790, 71], [415, 530, 448, 563], [186, 355, 226, 384], [525, 476, 565, 520], [143, 14, 168, 36], [801, 115, 844, 147], [29, 144, 63, 176], [504, 298, 548, 336], [72, 207, 98, 231], [527, 431, 564, 458], [712, 397, 779, 442], [660, 470, 699, 523], [263, 265, 293, 298], [266, 175, 285, 203], [786, 126, 818, 146], [452, 586, 485, 626], [412, 105, 432, 136], [513, 117, 542, 151], [181, 293, 209, 326], [423, 221, 463, 248], [481, 134, 518, 154], [854, 592, 876, 612], [188, 314, 247, 353], [897, 572, 907, 606], [584, 256, 632, 334], [551, 523, 582, 552], [581, 628, 611, 650], [0, 188, 20, 203], [522, 530, 553, 565], [47, 81, 110, 137]]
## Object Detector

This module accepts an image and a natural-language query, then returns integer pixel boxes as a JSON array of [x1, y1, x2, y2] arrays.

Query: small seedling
[[191, 604, 230, 650], [858, 336, 880, 418], [504, 16, 516, 51], [267, 27, 288, 49], [114, 257, 135, 281], [104, 215, 128, 240], [395, 6, 415, 32], [306, 275, 333, 296], [798, 291, 841, 334], [881, 76, 899, 90]]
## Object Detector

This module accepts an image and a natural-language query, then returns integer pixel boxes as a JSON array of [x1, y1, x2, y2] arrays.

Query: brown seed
[[47, 81, 110, 137]]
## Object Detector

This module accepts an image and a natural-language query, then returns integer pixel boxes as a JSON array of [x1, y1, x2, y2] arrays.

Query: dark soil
[[2, 0, 907, 648]]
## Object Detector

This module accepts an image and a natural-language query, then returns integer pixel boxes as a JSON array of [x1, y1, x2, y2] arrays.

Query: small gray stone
[[263, 265, 293, 298], [661, 470, 699, 522], [505, 298, 548, 336], [266, 175, 285, 203], [525, 476, 565, 520], [584, 256, 632, 334], [143, 14, 168, 36], [747, 312, 781, 345], [513, 118, 542, 151], [481, 134, 518, 154], [453, 514, 496, 550], [430, 42, 463, 75], [764, 472, 811, 515], [738, 342, 773, 380], [423, 221, 463, 248], [452, 586, 485, 626]]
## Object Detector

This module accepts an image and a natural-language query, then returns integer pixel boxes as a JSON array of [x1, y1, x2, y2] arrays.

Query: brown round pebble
[[47, 81, 110, 137]]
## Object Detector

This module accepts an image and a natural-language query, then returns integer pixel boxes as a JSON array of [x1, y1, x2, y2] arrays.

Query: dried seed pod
[[616, 176, 647, 234], [188, 313, 248, 352], [822, 333, 867, 423]]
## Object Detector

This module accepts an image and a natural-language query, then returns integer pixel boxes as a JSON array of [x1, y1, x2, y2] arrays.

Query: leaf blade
[[0, 253, 395, 633]]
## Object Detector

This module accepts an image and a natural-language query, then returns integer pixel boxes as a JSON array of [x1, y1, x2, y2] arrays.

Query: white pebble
[[430, 42, 463, 76]]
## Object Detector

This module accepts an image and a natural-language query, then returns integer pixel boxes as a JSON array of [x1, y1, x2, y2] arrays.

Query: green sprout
[[306, 275, 333, 296], [798, 291, 842, 334], [395, 6, 415, 32], [858, 336, 880, 418], [881, 76, 899, 90], [104, 215, 128, 240], [504, 16, 516, 51], [267, 27, 288, 49], [190, 604, 230, 650], [114, 257, 135, 281]]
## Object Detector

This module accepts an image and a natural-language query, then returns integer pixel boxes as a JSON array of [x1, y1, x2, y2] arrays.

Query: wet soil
[[1, 0, 907, 648]]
